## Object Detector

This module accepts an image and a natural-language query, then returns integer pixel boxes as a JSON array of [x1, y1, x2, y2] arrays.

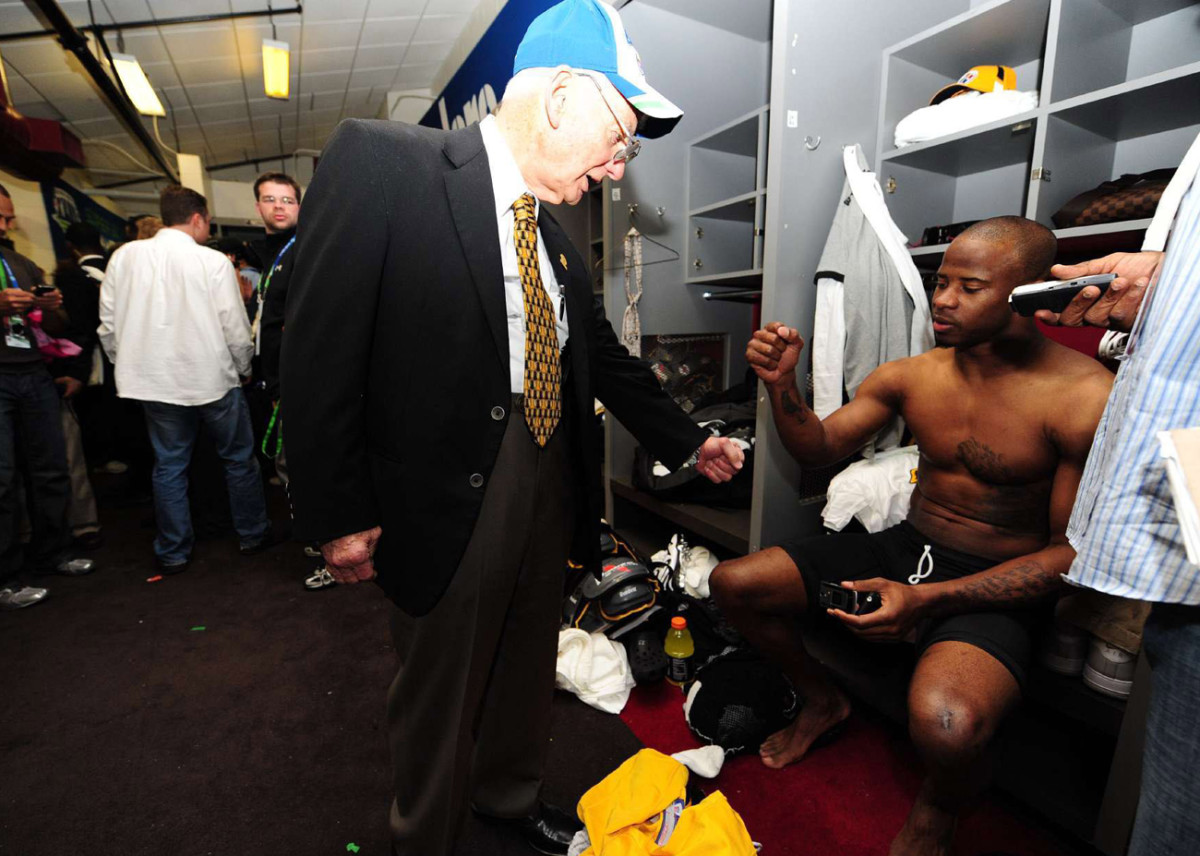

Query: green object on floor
[[346, 845, 360, 853], [190, 626, 206, 632]]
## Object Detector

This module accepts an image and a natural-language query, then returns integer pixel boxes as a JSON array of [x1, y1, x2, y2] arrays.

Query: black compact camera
[[818, 581, 882, 615]]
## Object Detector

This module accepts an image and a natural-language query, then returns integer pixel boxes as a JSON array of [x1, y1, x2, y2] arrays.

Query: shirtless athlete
[[711, 217, 1114, 856]]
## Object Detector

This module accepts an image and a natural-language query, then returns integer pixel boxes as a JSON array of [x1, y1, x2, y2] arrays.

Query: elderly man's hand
[[1036, 251, 1163, 333], [693, 436, 744, 483], [321, 526, 382, 584]]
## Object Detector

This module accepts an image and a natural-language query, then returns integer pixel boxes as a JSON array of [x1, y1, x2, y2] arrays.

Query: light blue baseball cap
[[513, 0, 683, 138]]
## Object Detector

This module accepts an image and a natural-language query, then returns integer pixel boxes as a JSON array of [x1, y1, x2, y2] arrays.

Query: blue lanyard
[[258, 236, 296, 298], [0, 254, 17, 291]]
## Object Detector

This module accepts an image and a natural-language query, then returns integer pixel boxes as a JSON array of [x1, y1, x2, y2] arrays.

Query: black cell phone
[[1008, 274, 1115, 316], [33, 285, 55, 296], [818, 581, 881, 615]]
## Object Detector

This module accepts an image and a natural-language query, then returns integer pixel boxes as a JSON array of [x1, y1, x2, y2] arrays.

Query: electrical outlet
[[612, 187, 621, 202], [786, 110, 798, 128]]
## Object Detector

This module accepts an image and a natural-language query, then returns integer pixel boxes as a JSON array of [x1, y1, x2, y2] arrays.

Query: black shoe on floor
[[239, 530, 283, 556], [479, 801, 581, 856], [156, 558, 189, 576]]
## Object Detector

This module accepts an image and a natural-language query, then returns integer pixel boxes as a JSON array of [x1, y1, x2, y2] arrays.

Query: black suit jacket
[[282, 119, 706, 616]]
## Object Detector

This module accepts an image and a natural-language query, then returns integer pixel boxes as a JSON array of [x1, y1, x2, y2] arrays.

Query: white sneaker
[[1082, 637, 1136, 698], [1040, 621, 1088, 676], [0, 585, 49, 609], [304, 567, 336, 591]]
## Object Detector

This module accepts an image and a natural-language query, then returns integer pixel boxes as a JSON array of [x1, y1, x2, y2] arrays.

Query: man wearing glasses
[[282, 2, 744, 854]]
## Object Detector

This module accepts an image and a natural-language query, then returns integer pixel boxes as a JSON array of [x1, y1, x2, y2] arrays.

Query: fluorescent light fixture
[[110, 52, 165, 117], [262, 39, 290, 100]]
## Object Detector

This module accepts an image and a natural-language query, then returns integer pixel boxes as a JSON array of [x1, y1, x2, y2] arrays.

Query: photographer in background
[[0, 184, 96, 610]]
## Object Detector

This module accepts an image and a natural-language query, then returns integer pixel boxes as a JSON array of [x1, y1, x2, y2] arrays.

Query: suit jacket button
[[469, 473, 484, 488], [491, 405, 505, 421]]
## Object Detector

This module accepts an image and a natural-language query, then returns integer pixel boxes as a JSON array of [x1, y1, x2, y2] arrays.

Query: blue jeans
[[0, 366, 71, 581], [142, 388, 270, 564], [1128, 603, 1200, 856]]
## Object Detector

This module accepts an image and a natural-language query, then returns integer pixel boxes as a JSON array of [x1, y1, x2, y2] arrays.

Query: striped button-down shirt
[[1065, 139, 1200, 604]]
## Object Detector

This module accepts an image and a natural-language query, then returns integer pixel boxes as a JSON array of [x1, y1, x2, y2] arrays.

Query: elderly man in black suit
[[281, 2, 743, 854]]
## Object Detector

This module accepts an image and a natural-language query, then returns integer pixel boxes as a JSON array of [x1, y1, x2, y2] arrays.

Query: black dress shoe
[[481, 801, 582, 856]]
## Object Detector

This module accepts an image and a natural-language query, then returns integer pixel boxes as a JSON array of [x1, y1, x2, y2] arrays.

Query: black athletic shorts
[[779, 521, 1039, 689]]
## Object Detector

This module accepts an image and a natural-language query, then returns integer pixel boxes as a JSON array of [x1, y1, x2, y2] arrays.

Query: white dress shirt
[[98, 227, 254, 406], [479, 114, 569, 393]]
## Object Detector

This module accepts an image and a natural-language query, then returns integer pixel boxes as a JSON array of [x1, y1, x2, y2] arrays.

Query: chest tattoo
[[956, 437, 1013, 483]]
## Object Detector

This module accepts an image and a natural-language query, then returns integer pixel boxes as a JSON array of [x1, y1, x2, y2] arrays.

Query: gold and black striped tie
[[512, 193, 561, 446]]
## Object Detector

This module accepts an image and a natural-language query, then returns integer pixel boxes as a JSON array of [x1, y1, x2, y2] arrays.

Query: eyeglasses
[[259, 195, 298, 206], [577, 73, 641, 165]]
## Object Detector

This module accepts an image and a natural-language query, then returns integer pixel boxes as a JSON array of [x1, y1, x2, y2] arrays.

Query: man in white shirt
[[98, 185, 273, 573]]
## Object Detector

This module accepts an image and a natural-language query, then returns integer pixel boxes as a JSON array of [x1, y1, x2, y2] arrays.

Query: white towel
[[671, 745, 726, 779], [556, 629, 636, 714]]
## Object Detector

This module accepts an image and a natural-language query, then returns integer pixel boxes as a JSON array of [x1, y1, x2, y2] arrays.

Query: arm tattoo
[[779, 388, 809, 425], [943, 560, 1060, 611]]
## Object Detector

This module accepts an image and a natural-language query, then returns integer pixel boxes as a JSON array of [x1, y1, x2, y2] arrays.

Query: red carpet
[[620, 682, 1073, 856]]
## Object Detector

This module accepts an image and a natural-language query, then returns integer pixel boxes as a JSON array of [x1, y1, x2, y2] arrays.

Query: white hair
[[499, 66, 621, 108]]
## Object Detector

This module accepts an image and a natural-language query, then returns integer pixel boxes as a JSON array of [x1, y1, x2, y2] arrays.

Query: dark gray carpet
[[0, 492, 642, 856]]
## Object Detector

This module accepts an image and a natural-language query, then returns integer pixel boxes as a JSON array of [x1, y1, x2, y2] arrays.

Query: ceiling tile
[[136, 62, 182, 89], [368, 0, 428, 16], [170, 56, 245, 87], [309, 92, 346, 111], [348, 43, 406, 69], [174, 80, 250, 106], [401, 41, 453, 66], [298, 70, 352, 92], [412, 14, 468, 43], [393, 62, 440, 90], [192, 102, 250, 125], [13, 100, 61, 121], [297, 47, 358, 75], [116, 32, 174, 65], [304, 0, 370, 21], [0, 4, 43, 32], [0, 41, 80, 75], [162, 25, 241, 61], [428, 0, 488, 13], [4, 73, 41, 106], [358, 18, 420, 47], [349, 66, 399, 89], [301, 21, 364, 51]]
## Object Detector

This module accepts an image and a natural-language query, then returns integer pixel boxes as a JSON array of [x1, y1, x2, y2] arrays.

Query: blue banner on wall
[[40, 178, 128, 260], [419, 0, 557, 131]]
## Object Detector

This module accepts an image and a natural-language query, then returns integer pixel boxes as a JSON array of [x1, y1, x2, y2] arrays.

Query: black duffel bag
[[633, 402, 755, 509]]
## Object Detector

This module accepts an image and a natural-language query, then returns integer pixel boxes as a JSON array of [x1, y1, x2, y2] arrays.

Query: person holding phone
[[1039, 129, 1200, 856], [0, 183, 96, 611]]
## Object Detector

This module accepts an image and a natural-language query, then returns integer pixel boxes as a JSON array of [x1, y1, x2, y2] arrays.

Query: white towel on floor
[[671, 745, 726, 778], [556, 629, 636, 714]]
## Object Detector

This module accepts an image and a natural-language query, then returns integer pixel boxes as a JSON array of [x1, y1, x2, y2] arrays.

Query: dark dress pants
[[387, 396, 574, 856], [0, 365, 70, 581]]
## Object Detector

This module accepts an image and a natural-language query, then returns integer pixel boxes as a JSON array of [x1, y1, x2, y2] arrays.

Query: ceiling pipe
[[1, 5, 303, 43], [21, 0, 178, 182], [82, 188, 159, 201]]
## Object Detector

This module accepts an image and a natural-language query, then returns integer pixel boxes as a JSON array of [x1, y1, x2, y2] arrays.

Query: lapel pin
[[559, 253, 569, 271]]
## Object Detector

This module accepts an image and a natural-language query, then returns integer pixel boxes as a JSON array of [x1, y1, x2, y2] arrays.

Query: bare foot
[[759, 689, 851, 769], [888, 797, 956, 856]]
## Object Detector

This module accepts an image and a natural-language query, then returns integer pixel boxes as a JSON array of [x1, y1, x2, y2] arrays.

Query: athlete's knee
[[908, 688, 993, 763]]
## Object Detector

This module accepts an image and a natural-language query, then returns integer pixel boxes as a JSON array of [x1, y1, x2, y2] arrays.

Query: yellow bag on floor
[[578, 749, 756, 855]]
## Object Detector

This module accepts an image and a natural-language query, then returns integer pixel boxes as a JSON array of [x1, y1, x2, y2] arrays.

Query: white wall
[[1, 169, 58, 274]]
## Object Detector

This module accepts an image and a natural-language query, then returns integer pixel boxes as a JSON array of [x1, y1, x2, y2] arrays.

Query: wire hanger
[[595, 203, 681, 273]]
